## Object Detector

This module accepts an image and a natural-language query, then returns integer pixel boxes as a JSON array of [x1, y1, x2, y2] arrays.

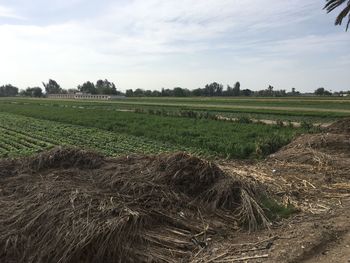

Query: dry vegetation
[[0, 118, 349, 262], [0, 149, 270, 263]]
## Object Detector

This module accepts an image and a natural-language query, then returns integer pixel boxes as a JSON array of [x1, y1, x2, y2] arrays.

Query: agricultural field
[[2, 96, 350, 123], [0, 98, 319, 159], [1, 98, 349, 262], [0, 98, 349, 262], [0, 112, 191, 158]]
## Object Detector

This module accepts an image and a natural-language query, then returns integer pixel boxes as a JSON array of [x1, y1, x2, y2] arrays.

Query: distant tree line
[[13, 79, 121, 98], [41, 79, 121, 95], [125, 84, 349, 97], [126, 82, 248, 97], [19, 87, 43, 97], [125, 82, 301, 97], [314, 87, 332, 96], [0, 79, 349, 98], [0, 84, 19, 97], [77, 80, 121, 95]]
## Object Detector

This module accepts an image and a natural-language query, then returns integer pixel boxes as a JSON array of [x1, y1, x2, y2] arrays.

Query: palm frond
[[324, 0, 350, 31], [324, 0, 347, 12]]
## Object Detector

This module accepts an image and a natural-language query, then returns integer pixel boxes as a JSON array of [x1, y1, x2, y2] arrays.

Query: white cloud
[[0, 5, 23, 19], [0, 0, 348, 91], [90, 0, 320, 54], [0, 0, 324, 58]]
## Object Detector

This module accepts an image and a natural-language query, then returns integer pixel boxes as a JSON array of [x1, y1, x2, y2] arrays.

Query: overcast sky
[[0, 0, 349, 92]]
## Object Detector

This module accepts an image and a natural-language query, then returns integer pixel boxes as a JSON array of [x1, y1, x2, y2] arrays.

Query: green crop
[[0, 112, 194, 158], [0, 99, 311, 159]]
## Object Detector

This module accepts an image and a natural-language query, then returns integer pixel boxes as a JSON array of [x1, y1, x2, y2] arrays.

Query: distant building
[[47, 93, 126, 100]]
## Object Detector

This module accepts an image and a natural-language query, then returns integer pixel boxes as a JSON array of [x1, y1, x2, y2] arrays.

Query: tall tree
[[42, 79, 62, 94], [241, 89, 253, 96], [204, 82, 223, 96], [226, 85, 233, 96], [267, 85, 274, 96], [233, 82, 241, 96], [133, 88, 145, 97], [173, 87, 187, 97], [78, 81, 96, 94], [0, 84, 18, 97], [315, 87, 332, 96], [125, 89, 134, 97], [324, 0, 350, 31], [21, 87, 43, 97], [95, 79, 118, 95]]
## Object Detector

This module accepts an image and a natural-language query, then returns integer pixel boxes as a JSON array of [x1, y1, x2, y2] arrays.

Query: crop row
[[2, 98, 349, 122], [0, 101, 308, 158], [0, 112, 199, 158]]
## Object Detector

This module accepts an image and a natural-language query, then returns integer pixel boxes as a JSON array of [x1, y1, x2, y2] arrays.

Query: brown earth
[[0, 118, 349, 262], [215, 117, 350, 262], [327, 117, 350, 134]]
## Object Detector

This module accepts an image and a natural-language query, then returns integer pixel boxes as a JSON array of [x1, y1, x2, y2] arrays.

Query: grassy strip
[[2, 98, 349, 122], [122, 97, 350, 110]]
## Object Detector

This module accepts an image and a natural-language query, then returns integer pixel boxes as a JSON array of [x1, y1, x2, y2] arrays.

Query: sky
[[0, 0, 349, 92]]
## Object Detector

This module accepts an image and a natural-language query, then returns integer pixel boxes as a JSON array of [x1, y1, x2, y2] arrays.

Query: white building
[[48, 93, 126, 100]]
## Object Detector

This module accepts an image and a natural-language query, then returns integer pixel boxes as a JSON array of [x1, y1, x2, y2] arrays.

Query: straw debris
[[0, 149, 269, 263]]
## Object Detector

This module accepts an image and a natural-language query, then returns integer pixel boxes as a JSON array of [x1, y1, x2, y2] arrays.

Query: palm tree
[[324, 0, 350, 31]]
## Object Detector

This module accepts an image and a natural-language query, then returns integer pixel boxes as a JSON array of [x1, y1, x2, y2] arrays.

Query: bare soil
[[213, 117, 350, 262], [217, 115, 332, 127]]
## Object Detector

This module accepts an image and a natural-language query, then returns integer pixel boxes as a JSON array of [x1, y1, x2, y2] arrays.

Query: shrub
[[260, 196, 297, 219], [236, 116, 253, 124], [255, 135, 289, 157], [275, 119, 284, 127], [300, 120, 313, 130]]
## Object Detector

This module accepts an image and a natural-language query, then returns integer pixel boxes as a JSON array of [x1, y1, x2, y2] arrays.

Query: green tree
[[315, 87, 332, 96], [192, 88, 202, 96], [42, 79, 62, 94], [134, 88, 145, 97], [268, 85, 274, 96], [204, 82, 224, 96], [67, 89, 78, 94], [226, 85, 233, 96], [241, 89, 253, 96], [125, 89, 134, 97], [324, 0, 350, 31], [152, 90, 161, 97], [233, 82, 241, 96], [21, 87, 43, 97], [78, 81, 96, 94], [0, 84, 18, 97], [95, 79, 118, 95], [144, 90, 153, 96], [173, 87, 186, 97]]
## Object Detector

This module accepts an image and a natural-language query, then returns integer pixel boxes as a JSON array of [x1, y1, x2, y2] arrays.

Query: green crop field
[[0, 97, 327, 159], [2, 96, 349, 122], [0, 112, 194, 158]]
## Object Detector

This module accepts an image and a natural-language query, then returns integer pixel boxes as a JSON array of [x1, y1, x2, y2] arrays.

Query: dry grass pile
[[270, 133, 350, 169], [27, 146, 104, 170], [326, 117, 350, 134], [0, 159, 17, 177], [0, 148, 268, 263]]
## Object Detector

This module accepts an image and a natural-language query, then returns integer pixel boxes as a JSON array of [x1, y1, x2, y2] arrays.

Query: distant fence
[[47, 94, 126, 100]]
